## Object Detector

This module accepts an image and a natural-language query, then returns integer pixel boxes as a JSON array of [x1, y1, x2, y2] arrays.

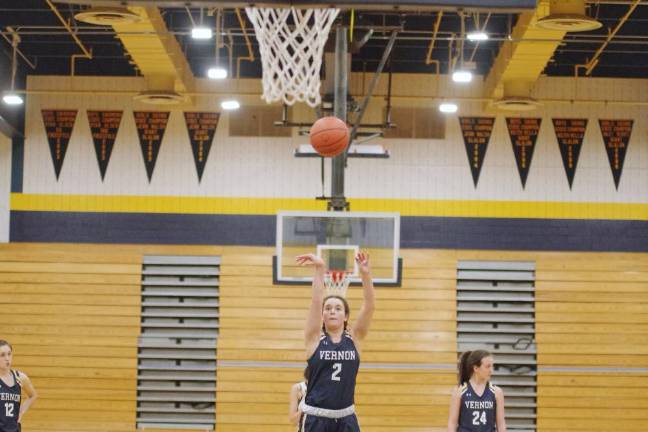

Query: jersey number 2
[[472, 410, 486, 425], [331, 363, 342, 381], [5, 403, 14, 417]]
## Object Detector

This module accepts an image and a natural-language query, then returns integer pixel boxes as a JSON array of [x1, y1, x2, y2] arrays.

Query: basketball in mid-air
[[309, 116, 350, 157]]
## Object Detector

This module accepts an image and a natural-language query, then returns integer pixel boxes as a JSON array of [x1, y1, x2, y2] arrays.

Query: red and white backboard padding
[[274, 211, 401, 286]]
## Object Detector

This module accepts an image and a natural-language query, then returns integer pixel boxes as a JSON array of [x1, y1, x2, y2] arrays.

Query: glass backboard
[[274, 211, 401, 285]]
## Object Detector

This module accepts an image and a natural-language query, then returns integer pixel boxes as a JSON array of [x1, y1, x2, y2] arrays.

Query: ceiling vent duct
[[492, 81, 540, 111], [493, 96, 541, 111], [74, 7, 142, 25], [134, 75, 186, 105], [133, 90, 185, 105], [536, 0, 602, 32]]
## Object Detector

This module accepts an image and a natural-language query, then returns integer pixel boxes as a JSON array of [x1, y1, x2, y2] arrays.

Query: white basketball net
[[324, 271, 350, 298], [245, 7, 340, 108]]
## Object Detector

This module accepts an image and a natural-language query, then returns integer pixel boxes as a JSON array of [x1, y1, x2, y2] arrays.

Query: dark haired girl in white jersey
[[295, 252, 375, 432], [447, 350, 506, 432], [0, 340, 38, 432], [289, 366, 309, 430]]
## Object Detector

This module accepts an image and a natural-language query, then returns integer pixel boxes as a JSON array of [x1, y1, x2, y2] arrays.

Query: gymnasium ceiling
[[0, 0, 648, 120], [0, 1, 647, 86]]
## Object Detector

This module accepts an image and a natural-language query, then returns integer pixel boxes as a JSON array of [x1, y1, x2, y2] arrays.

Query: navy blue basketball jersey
[[0, 370, 22, 432], [305, 332, 360, 410], [458, 381, 497, 432]]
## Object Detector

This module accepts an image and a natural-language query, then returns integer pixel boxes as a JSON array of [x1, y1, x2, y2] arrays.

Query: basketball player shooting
[[295, 252, 374, 432]]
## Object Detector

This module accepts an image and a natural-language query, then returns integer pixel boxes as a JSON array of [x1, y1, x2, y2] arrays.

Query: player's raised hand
[[295, 253, 325, 269], [355, 251, 371, 275]]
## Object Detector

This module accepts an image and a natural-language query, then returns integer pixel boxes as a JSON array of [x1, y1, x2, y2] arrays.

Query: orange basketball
[[309, 116, 349, 157]]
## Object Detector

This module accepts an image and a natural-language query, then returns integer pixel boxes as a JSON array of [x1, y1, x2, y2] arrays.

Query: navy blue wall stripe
[[10, 137, 23, 193], [9, 211, 648, 252], [10, 211, 275, 245], [401, 216, 648, 251]]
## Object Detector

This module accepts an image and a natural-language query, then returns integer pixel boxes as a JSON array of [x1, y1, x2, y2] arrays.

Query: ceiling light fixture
[[452, 70, 473, 83], [3, 29, 24, 106], [221, 100, 240, 110], [207, 67, 227, 79], [439, 102, 458, 113], [467, 31, 489, 42], [2, 93, 23, 105], [452, 12, 475, 85], [192, 27, 213, 40]]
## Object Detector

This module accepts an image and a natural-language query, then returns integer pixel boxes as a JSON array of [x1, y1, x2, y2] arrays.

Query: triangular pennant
[[506, 118, 541, 188], [133, 111, 170, 182], [183, 112, 220, 182], [87, 110, 123, 181], [599, 119, 633, 190], [459, 117, 495, 187], [41, 109, 77, 180], [552, 118, 588, 189]]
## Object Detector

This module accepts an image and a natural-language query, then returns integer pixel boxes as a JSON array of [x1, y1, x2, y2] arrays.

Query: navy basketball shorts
[[303, 413, 360, 432]]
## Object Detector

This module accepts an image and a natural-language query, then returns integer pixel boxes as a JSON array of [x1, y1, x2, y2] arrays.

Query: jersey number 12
[[331, 363, 342, 381], [5, 403, 14, 417]]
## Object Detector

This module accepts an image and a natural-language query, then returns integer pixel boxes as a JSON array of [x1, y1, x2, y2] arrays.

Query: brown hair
[[303, 365, 310, 382], [321, 295, 350, 332], [0, 340, 12, 351], [458, 350, 492, 384]]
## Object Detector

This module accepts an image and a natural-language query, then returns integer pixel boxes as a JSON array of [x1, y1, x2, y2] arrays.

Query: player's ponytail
[[303, 365, 310, 382], [458, 351, 472, 384], [458, 350, 491, 385]]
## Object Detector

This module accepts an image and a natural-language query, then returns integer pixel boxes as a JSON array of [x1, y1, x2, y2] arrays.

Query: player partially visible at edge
[[0, 340, 38, 432]]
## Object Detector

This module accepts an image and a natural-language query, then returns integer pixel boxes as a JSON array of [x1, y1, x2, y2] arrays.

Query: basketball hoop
[[324, 270, 351, 298], [245, 7, 339, 108]]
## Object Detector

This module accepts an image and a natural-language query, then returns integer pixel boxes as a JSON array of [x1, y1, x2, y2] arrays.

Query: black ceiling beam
[[52, 0, 537, 12]]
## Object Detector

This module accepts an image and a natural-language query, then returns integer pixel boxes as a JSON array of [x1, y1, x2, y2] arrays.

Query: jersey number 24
[[472, 410, 486, 425]]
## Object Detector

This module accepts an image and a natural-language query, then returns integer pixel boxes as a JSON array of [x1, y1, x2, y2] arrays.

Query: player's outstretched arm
[[18, 371, 37, 423], [495, 386, 507, 432], [351, 252, 375, 341], [288, 382, 303, 425], [296, 253, 326, 354], [447, 385, 461, 432]]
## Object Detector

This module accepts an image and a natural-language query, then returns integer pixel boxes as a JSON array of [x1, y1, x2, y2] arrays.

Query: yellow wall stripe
[[10, 193, 648, 220]]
